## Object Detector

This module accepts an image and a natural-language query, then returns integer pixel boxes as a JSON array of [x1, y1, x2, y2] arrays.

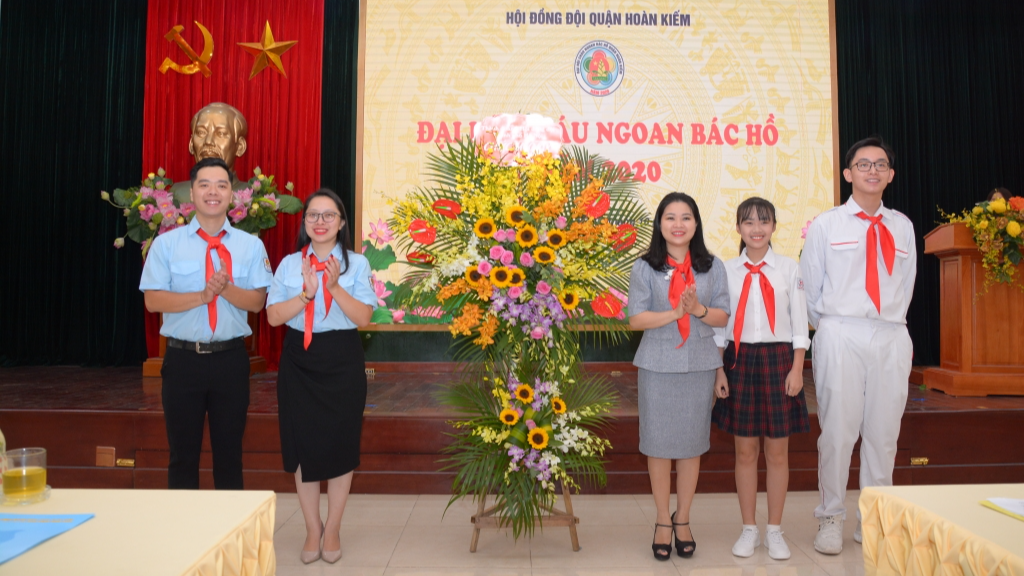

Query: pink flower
[[530, 326, 546, 339], [138, 204, 158, 222], [113, 238, 125, 249], [500, 251, 514, 266], [525, 420, 537, 429], [152, 190, 172, 205], [264, 193, 279, 210], [493, 229, 508, 242], [251, 180, 262, 191], [801, 219, 814, 239], [412, 305, 444, 318], [536, 281, 552, 295], [233, 188, 253, 207], [555, 216, 567, 229], [391, 309, 406, 323], [489, 245, 505, 260], [372, 274, 392, 306], [519, 252, 534, 267], [139, 186, 154, 199], [477, 260, 493, 275], [368, 218, 393, 247], [228, 204, 247, 223], [179, 203, 196, 218], [508, 286, 523, 299]]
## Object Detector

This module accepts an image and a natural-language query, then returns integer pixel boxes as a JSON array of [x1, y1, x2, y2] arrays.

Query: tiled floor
[[271, 490, 866, 576]]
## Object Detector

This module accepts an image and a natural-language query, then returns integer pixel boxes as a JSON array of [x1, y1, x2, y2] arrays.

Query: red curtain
[[142, 0, 324, 368]]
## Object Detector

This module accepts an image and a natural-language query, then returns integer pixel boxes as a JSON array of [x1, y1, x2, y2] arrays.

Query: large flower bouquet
[[942, 196, 1024, 291], [102, 167, 302, 257], [388, 113, 651, 538]]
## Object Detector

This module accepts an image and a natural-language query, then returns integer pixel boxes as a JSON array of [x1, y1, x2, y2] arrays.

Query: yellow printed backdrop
[[362, 0, 834, 290]]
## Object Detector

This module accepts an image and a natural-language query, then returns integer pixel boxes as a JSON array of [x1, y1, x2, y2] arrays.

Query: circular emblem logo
[[575, 41, 625, 97]]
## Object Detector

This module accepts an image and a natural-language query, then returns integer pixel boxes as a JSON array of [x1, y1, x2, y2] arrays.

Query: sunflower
[[546, 230, 567, 248], [504, 205, 527, 227], [514, 383, 534, 404], [465, 265, 483, 286], [508, 268, 525, 287], [474, 218, 496, 238], [499, 408, 520, 426], [558, 290, 580, 310], [551, 397, 566, 414], [516, 224, 539, 248], [533, 246, 555, 265], [528, 427, 549, 450], [490, 266, 512, 288]]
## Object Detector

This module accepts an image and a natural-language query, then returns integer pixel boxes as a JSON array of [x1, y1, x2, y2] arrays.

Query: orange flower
[[474, 277, 495, 301], [450, 304, 483, 336], [1010, 196, 1024, 212], [438, 279, 470, 303], [473, 314, 499, 348], [561, 162, 580, 184], [571, 178, 605, 219], [533, 198, 565, 220]]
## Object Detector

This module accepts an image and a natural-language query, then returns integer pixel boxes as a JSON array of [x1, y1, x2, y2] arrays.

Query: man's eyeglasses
[[305, 211, 340, 223], [851, 160, 891, 172]]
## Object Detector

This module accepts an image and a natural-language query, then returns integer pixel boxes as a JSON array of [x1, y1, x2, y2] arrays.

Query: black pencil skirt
[[277, 327, 366, 482]]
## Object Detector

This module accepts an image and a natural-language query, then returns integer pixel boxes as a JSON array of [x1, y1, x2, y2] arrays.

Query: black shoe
[[671, 511, 696, 557], [651, 522, 673, 561]]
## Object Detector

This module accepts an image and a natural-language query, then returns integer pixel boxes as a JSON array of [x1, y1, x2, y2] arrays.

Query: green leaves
[[363, 240, 398, 272]]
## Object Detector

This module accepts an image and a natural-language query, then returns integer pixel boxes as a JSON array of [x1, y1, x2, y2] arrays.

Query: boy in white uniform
[[799, 137, 916, 554]]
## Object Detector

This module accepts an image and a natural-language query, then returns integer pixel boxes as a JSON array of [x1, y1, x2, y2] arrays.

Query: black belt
[[166, 337, 245, 355]]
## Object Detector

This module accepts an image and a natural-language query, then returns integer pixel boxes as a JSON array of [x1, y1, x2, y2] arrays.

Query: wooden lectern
[[922, 222, 1024, 396], [141, 313, 267, 377]]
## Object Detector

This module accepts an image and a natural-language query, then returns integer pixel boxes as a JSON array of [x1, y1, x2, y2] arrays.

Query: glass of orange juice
[[2, 448, 50, 505]]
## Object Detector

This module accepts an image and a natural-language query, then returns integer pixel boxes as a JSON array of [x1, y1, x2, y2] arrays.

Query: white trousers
[[812, 316, 912, 518]]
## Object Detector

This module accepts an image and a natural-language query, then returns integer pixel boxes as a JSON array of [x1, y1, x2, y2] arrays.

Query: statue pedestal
[[142, 313, 267, 377]]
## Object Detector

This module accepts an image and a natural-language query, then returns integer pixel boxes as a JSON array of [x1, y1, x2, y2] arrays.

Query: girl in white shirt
[[712, 197, 810, 561]]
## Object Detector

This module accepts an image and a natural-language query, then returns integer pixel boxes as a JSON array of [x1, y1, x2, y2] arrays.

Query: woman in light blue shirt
[[267, 189, 376, 564]]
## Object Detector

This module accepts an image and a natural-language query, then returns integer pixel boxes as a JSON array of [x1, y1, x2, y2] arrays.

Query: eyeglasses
[[851, 160, 891, 172], [305, 211, 340, 223]]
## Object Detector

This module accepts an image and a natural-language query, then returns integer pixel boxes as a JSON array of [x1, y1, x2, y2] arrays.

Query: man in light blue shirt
[[140, 157, 273, 490]]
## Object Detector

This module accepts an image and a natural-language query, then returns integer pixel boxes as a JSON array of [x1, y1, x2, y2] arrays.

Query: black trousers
[[161, 345, 250, 489]]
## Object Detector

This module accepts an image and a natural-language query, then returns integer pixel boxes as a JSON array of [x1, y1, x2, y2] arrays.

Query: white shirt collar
[[844, 196, 891, 219], [738, 246, 776, 270]]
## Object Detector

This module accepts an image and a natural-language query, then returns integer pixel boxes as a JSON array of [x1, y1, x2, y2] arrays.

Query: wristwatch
[[696, 305, 709, 319], [298, 291, 311, 304]]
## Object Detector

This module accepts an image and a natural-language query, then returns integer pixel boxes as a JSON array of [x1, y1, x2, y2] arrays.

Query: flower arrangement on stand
[[942, 196, 1024, 292], [388, 113, 651, 539], [101, 167, 302, 257]]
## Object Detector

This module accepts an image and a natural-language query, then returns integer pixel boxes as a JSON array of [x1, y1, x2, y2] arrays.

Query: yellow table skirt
[[860, 484, 1024, 576], [1, 489, 276, 576]]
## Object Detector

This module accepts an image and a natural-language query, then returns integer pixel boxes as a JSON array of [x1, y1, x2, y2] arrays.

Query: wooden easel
[[469, 482, 580, 552]]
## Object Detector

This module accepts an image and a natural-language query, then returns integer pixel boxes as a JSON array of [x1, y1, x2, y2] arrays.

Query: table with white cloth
[[860, 484, 1024, 576], [0, 489, 275, 576]]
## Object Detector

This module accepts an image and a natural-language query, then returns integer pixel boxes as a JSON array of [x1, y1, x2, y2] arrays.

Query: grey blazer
[[628, 257, 730, 373]]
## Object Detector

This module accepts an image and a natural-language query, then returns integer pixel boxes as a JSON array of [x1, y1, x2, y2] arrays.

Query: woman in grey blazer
[[628, 192, 730, 561]]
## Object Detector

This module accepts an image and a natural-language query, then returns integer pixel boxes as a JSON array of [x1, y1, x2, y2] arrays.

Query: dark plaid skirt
[[712, 341, 809, 438]]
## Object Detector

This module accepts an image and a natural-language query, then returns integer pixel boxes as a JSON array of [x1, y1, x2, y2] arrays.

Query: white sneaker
[[853, 519, 862, 543], [764, 529, 791, 560], [813, 514, 844, 555], [731, 526, 760, 558]]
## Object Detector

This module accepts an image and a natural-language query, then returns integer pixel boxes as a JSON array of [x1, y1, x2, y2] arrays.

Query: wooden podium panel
[[923, 223, 1024, 396]]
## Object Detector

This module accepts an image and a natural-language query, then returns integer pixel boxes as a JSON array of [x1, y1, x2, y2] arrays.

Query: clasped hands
[[673, 285, 705, 319], [200, 268, 231, 304], [300, 255, 342, 297]]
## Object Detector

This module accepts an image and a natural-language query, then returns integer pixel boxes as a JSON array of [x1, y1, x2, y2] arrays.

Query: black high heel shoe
[[671, 511, 696, 557], [651, 521, 673, 561]]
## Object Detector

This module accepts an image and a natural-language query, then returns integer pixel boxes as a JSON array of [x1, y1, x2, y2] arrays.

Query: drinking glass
[[2, 448, 50, 505]]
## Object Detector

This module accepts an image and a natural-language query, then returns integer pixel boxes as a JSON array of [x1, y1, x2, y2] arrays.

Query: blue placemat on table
[[0, 513, 94, 564]]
